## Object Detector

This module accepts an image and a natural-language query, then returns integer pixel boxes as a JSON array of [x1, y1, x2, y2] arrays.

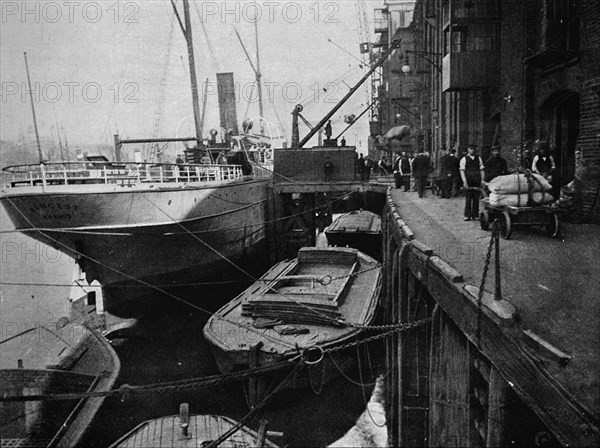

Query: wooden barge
[[203, 247, 382, 397], [324, 210, 382, 260]]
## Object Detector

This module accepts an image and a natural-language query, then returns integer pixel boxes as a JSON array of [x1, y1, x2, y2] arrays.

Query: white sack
[[487, 173, 552, 194], [489, 192, 554, 207]]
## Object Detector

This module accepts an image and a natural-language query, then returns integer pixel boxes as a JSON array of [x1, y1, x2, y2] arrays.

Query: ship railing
[[1, 162, 249, 187]]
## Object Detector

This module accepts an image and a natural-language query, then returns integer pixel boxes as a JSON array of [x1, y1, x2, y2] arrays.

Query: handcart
[[480, 197, 560, 239]]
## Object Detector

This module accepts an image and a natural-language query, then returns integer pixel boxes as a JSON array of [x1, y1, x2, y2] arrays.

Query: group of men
[[391, 145, 511, 221], [439, 144, 509, 221], [391, 151, 435, 199], [356, 153, 373, 181]]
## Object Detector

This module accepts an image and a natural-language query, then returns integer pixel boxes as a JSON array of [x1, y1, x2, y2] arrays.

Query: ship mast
[[23, 52, 43, 162], [172, 0, 203, 147], [254, 20, 264, 122]]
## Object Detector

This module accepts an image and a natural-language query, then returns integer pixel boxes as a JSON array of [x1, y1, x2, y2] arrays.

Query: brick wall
[[577, 1, 600, 222], [500, 0, 600, 222]]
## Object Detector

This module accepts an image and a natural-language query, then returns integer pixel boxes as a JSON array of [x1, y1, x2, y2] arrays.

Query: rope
[[0, 357, 303, 403], [356, 337, 386, 428], [0, 316, 430, 404], [204, 363, 304, 448], [2, 197, 298, 351]]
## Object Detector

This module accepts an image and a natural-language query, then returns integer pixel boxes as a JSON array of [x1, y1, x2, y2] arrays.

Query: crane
[[292, 40, 401, 148], [355, 0, 372, 111]]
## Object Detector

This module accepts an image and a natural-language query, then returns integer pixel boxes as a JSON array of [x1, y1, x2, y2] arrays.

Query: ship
[[0, 1, 280, 316], [203, 247, 382, 401]]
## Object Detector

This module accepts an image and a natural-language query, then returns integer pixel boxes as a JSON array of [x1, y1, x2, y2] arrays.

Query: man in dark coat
[[399, 151, 412, 192], [323, 157, 334, 182], [439, 147, 454, 198], [521, 149, 533, 171], [460, 145, 485, 221], [412, 150, 432, 198], [357, 153, 366, 181], [449, 149, 461, 196], [484, 146, 508, 182]]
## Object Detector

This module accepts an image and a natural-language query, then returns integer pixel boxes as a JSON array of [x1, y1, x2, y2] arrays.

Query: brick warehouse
[[373, 0, 599, 222]]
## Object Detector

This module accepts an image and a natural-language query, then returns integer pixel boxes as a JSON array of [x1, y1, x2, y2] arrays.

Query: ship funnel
[[216, 73, 239, 136]]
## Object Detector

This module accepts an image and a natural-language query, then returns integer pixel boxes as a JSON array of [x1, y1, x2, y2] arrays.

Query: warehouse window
[[546, 0, 580, 52]]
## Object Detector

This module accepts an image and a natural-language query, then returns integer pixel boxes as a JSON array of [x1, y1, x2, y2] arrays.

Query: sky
[[0, 0, 381, 157]]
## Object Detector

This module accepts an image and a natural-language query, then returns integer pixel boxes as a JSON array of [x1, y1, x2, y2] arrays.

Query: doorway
[[541, 91, 580, 187]]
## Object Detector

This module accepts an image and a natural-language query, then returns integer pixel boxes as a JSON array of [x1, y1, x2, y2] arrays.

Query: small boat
[[109, 404, 280, 448], [203, 247, 382, 398], [325, 210, 382, 260], [0, 318, 120, 448]]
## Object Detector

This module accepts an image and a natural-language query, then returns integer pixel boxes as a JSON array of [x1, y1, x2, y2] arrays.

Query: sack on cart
[[489, 191, 554, 207], [487, 173, 552, 195]]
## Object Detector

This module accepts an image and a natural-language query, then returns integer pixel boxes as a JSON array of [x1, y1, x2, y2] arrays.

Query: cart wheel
[[501, 211, 512, 240], [545, 213, 560, 237], [480, 210, 490, 230]]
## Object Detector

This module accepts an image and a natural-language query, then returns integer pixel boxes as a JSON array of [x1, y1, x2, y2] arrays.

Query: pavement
[[389, 187, 600, 416]]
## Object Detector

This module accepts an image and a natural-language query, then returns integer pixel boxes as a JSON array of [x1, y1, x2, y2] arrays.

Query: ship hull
[[1, 178, 271, 316]]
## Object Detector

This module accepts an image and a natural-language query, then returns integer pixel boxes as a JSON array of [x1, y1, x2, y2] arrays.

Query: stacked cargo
[[487, 173, 554, 207]]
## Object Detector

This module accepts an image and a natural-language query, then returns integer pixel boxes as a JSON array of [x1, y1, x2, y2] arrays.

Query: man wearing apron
[[460, 145, 485, 221]]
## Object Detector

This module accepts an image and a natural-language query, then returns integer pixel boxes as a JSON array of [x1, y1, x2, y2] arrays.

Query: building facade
[[374, 0, 600, 222]]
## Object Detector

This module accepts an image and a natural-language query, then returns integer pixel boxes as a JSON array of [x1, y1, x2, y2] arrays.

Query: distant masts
[[234, 22, 264, 133], [23, 52, 43, 162], [172, 0, 203, 148], [254, 19, 264, 121]]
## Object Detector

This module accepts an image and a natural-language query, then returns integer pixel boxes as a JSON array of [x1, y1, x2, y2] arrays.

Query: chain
[[476, 220, 499, 346], [326, 318, 431, 354]]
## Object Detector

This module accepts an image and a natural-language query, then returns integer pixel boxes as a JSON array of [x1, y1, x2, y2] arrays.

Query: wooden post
[[248, 342, 264, 408], [486, 367, 509, 447], [256, 419, 268, 448], [179, 403, 189, 438]]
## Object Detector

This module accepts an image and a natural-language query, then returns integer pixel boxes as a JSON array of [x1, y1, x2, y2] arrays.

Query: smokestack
[[216, 73, 239, 137]]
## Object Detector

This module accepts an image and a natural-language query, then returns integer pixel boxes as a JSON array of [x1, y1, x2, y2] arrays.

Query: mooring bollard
[[179, 403, 190, 438]]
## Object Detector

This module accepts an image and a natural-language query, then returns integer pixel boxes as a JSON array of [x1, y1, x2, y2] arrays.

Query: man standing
[[398, 151, 412, 192], [484, 146, 508, 182], [449, 149, 461, 196], [364, 156, 372, 181], [532, 141, 556, 182], [521, 148, 533, 170], [460, 145, 485, 221], [412, 150, 431, 198], [323, 157, 334, 182], [357, 153, 366, 182], [325, 120, 332, 140], [439, 147, 454, 198], [393, 153, 402, 188]]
